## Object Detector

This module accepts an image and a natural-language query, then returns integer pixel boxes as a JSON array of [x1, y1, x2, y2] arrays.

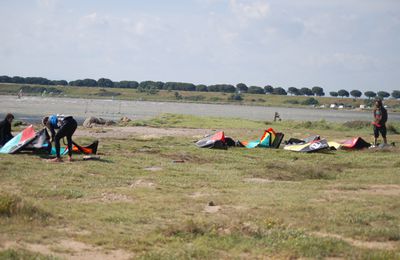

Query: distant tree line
[[0, 75, 399, 99], [0, 75, 68, 86], [329, 89, 397, 99]]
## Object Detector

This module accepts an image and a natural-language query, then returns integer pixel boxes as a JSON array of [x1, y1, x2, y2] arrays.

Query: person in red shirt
[[372, 98, 388, 146]]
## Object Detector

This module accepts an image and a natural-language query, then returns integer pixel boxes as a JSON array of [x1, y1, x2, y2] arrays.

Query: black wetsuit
[[0, 119, 13, 146], [48, 115, 77, 158], [373, 107, 388, 138]]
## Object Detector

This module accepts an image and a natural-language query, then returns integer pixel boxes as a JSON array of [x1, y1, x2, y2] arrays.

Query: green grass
[[0, 249, 58, 260], [1, 114, 400, 259]]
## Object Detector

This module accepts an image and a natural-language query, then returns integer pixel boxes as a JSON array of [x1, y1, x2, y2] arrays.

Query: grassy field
[[1, 114, 400, 259], [1, 83, 400, 111]]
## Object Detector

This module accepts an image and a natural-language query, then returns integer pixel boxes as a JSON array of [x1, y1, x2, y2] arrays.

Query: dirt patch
[[188, 192, 213, 198], [226, 205, 248, 211], [161, 153, 210, 164], [243, 178, 275, 184], [312, 231, 399, 250], [57, 227, 92, 236], [74, 126, 209, 139], [329, 184, 400, 196], [100, 192, 133, 202], [143, 166, 163, 172], [0, 238, 132, 260], [129, 179, 156, 189], [243, 178, 298, 184], [79, 192, 134, 203], [204, 205, 221, 213]]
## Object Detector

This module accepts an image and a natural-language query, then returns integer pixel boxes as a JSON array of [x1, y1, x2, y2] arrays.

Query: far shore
[[1, 95, 400, 124]]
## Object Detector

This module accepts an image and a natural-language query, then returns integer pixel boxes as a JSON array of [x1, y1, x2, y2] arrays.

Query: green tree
[[12, 76, 25, 84], [272, 87, 287, 95], [25, 77, 54, 85], [207, 84, 236, 93], [377, 91, 390, 99], [52, 80, 68, 86], [329, 91, 338, 97], [164, 82, 196, 91], [264, 85, 273, 94], [98, 78, 114, 88], [288, 87, 300, 96], [312, 86, 325, 96], [236, 83, 248, 93], [69, 79, 97, 87], [300, 87, 313, 96], [0, 75, 12, 83], [196, 84, 208, 92], [118, 81, 139, 89], [364, 91, 377, 99], [338, 89, 349, 98], [248, 86, 264, 94], [140, 81, 164, 90], [350, 90, 362, 99], [391, 90, 400, 99], [82, 79, 98, 87]]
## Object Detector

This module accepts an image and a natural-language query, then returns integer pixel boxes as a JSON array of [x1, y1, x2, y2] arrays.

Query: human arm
[[0, 120, 5, 143], [49, 126, 56, 142]]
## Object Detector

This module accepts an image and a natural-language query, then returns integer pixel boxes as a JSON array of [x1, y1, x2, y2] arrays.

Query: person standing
[[372, 98, 388, 146], [0, 113, 14, 146], [42, 114, 77, 162]]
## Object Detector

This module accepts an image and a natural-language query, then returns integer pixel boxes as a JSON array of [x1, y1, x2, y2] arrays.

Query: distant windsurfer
[[43, 114, 77, 162]]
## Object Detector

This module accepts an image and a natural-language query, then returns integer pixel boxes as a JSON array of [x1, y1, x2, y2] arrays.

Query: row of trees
[[1, 75, 399, 99], [328, 89, 399, 99], [0, 75, 68, 86]]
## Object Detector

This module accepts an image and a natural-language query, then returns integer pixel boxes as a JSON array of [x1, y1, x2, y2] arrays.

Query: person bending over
[[0, 113, 14, 147], [372, 98, 388, 146], [43, 114, 77, 162]]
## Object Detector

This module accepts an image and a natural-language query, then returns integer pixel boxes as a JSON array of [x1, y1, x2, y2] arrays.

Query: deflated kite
[[0, 125, 98, 155]]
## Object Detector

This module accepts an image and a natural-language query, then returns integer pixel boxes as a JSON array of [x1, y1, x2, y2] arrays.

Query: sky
[[0, 0, 399, 93]]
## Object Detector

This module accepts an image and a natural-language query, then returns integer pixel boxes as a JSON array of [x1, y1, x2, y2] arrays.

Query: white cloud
[[37, 0, 59, 9], [221, 31, 239, 42], [81, 12, 100, 24], [229, 0, 270, 20], [308, 53, 376, 72]]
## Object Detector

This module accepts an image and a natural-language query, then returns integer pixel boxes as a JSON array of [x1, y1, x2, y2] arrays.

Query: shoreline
[[1, 94, 399, 124]]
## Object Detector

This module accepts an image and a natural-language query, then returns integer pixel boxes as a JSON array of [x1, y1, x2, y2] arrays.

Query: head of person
[[5, 113, 14, 123], [375, 98, 383, 108], [42, 116, 50, 128]]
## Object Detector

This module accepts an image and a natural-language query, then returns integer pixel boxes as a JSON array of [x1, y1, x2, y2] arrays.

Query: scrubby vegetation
[[1, 114, 399, 258]]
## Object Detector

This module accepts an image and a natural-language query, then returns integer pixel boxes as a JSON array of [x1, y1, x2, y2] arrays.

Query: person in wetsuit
[[43, 114, 77, 162], [0, 113, 14, 147], [372, 98, 388, 146]]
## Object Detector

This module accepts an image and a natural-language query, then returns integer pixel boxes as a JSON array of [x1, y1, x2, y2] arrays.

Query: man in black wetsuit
[[0, 113, 14, 147], [42, 114, 77, 162]]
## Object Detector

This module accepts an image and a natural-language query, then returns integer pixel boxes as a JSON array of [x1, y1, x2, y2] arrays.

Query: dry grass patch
[[0, 193, 51, 223]]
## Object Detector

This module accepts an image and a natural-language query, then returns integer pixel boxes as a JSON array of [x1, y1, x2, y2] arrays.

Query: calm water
[[1, 95, 399, 123]]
